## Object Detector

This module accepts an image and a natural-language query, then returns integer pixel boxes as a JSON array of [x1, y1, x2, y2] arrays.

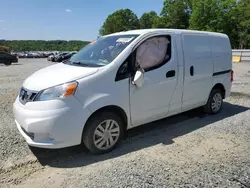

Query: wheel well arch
[[212, 83, 226, 99], [84, 105, 128, 131]]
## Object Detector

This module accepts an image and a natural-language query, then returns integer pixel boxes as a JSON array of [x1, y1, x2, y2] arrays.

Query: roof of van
[[106, 29, 228, 37]]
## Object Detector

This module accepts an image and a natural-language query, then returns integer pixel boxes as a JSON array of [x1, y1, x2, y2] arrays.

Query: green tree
[[189, 0, 235, 32], [99, 9, 140, 35], [232, 0, 250, 48], [139, 11, 159, 29], [160, 0, 190, 29], [152, 16, 168, 28], [189, 0, 238, 48]]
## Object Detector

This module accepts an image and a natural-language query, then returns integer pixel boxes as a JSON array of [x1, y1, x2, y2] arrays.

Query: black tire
[[4, 61, 12, 66], [82, 111, 124, 154], [204, 89, 223, 114]]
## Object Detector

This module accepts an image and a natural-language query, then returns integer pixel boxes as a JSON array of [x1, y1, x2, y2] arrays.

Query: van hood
[[23, 63, 99, 91]]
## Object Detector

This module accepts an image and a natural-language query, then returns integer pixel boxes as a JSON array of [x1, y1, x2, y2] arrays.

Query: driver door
[[129, 34, 178, 127]]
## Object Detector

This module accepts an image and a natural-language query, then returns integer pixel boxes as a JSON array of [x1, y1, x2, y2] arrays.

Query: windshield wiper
[[71, 61, 89, 67], [62, 59, 70, 64]]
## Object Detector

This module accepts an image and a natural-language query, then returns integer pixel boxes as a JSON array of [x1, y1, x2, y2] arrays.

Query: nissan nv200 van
[[13, 29, 233, 154]]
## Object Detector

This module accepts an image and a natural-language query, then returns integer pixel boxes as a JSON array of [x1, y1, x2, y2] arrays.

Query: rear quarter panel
[[210, 34, 232, 73], [210, 33, 232, 99]]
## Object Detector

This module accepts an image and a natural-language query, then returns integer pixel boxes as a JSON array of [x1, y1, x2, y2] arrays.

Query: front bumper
[[15, 120, 65, 148], [13, 96, 91, 149]]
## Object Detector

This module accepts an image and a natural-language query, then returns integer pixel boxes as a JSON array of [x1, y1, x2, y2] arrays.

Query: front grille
[[19, 87, 38, 105]]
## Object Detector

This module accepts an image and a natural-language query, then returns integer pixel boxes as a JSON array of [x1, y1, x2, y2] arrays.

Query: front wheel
[[82, 112, 124, 154], [204, 89, 223, 114]]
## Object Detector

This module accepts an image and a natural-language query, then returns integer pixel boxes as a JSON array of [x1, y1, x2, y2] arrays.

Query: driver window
[[136, 36, 171, 70]]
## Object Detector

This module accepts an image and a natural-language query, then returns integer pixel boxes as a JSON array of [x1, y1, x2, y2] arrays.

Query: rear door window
[[182, 34, 212, 59]]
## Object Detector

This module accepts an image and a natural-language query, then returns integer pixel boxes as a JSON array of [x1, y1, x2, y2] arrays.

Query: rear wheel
[[82, 111, 124, 154], [204, 89, 223, 114]]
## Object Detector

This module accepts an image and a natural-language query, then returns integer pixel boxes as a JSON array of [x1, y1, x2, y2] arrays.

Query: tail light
[[230, 70, 234, 83]]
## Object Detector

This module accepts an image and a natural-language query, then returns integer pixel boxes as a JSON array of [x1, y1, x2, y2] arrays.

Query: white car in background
[[47, 54, 54, 61], [13, 29, 233, 154]]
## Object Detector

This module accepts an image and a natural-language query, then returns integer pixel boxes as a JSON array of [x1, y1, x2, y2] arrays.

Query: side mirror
[[132, 69, 144, 87]]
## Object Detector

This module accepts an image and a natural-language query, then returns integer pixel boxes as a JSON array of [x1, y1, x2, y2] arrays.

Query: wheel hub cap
[[93, 119, 120, 150], [211, 93, 222, 112]]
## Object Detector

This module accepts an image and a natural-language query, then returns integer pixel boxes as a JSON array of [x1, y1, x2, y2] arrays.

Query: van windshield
[[65, 34, 139, 67]]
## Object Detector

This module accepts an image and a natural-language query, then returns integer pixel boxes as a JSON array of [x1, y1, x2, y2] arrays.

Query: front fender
[[84, 93, 129, 115]]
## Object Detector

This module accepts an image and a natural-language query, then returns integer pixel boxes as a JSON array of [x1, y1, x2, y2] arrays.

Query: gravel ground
[[0, 59, 250, 188]]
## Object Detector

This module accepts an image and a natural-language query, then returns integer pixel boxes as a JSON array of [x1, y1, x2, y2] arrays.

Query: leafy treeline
[[100, 0, 250, 49], [0, 40, 90, 51]]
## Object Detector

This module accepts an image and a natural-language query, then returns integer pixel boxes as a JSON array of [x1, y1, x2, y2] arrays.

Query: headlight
[[35, 81, 78, 101]]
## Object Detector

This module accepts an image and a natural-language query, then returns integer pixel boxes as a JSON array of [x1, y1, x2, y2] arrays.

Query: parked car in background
[[13, 29, 233, 154], [24, 53, 34, 58], [15, 52, 26, 58], [54, 52, 77, 62], [52, 52, 69, 62], [11, 51, 64, 59], [0, 51, 18, 65], [47, 54, 55, 61]]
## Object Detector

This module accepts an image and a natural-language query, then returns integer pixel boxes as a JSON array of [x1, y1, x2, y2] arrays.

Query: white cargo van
[[13, 29, 233, 154]]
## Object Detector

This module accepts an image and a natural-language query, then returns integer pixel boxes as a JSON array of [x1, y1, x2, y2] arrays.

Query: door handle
[[190, 66, 194, 76], [166, 70, 175, 78]]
